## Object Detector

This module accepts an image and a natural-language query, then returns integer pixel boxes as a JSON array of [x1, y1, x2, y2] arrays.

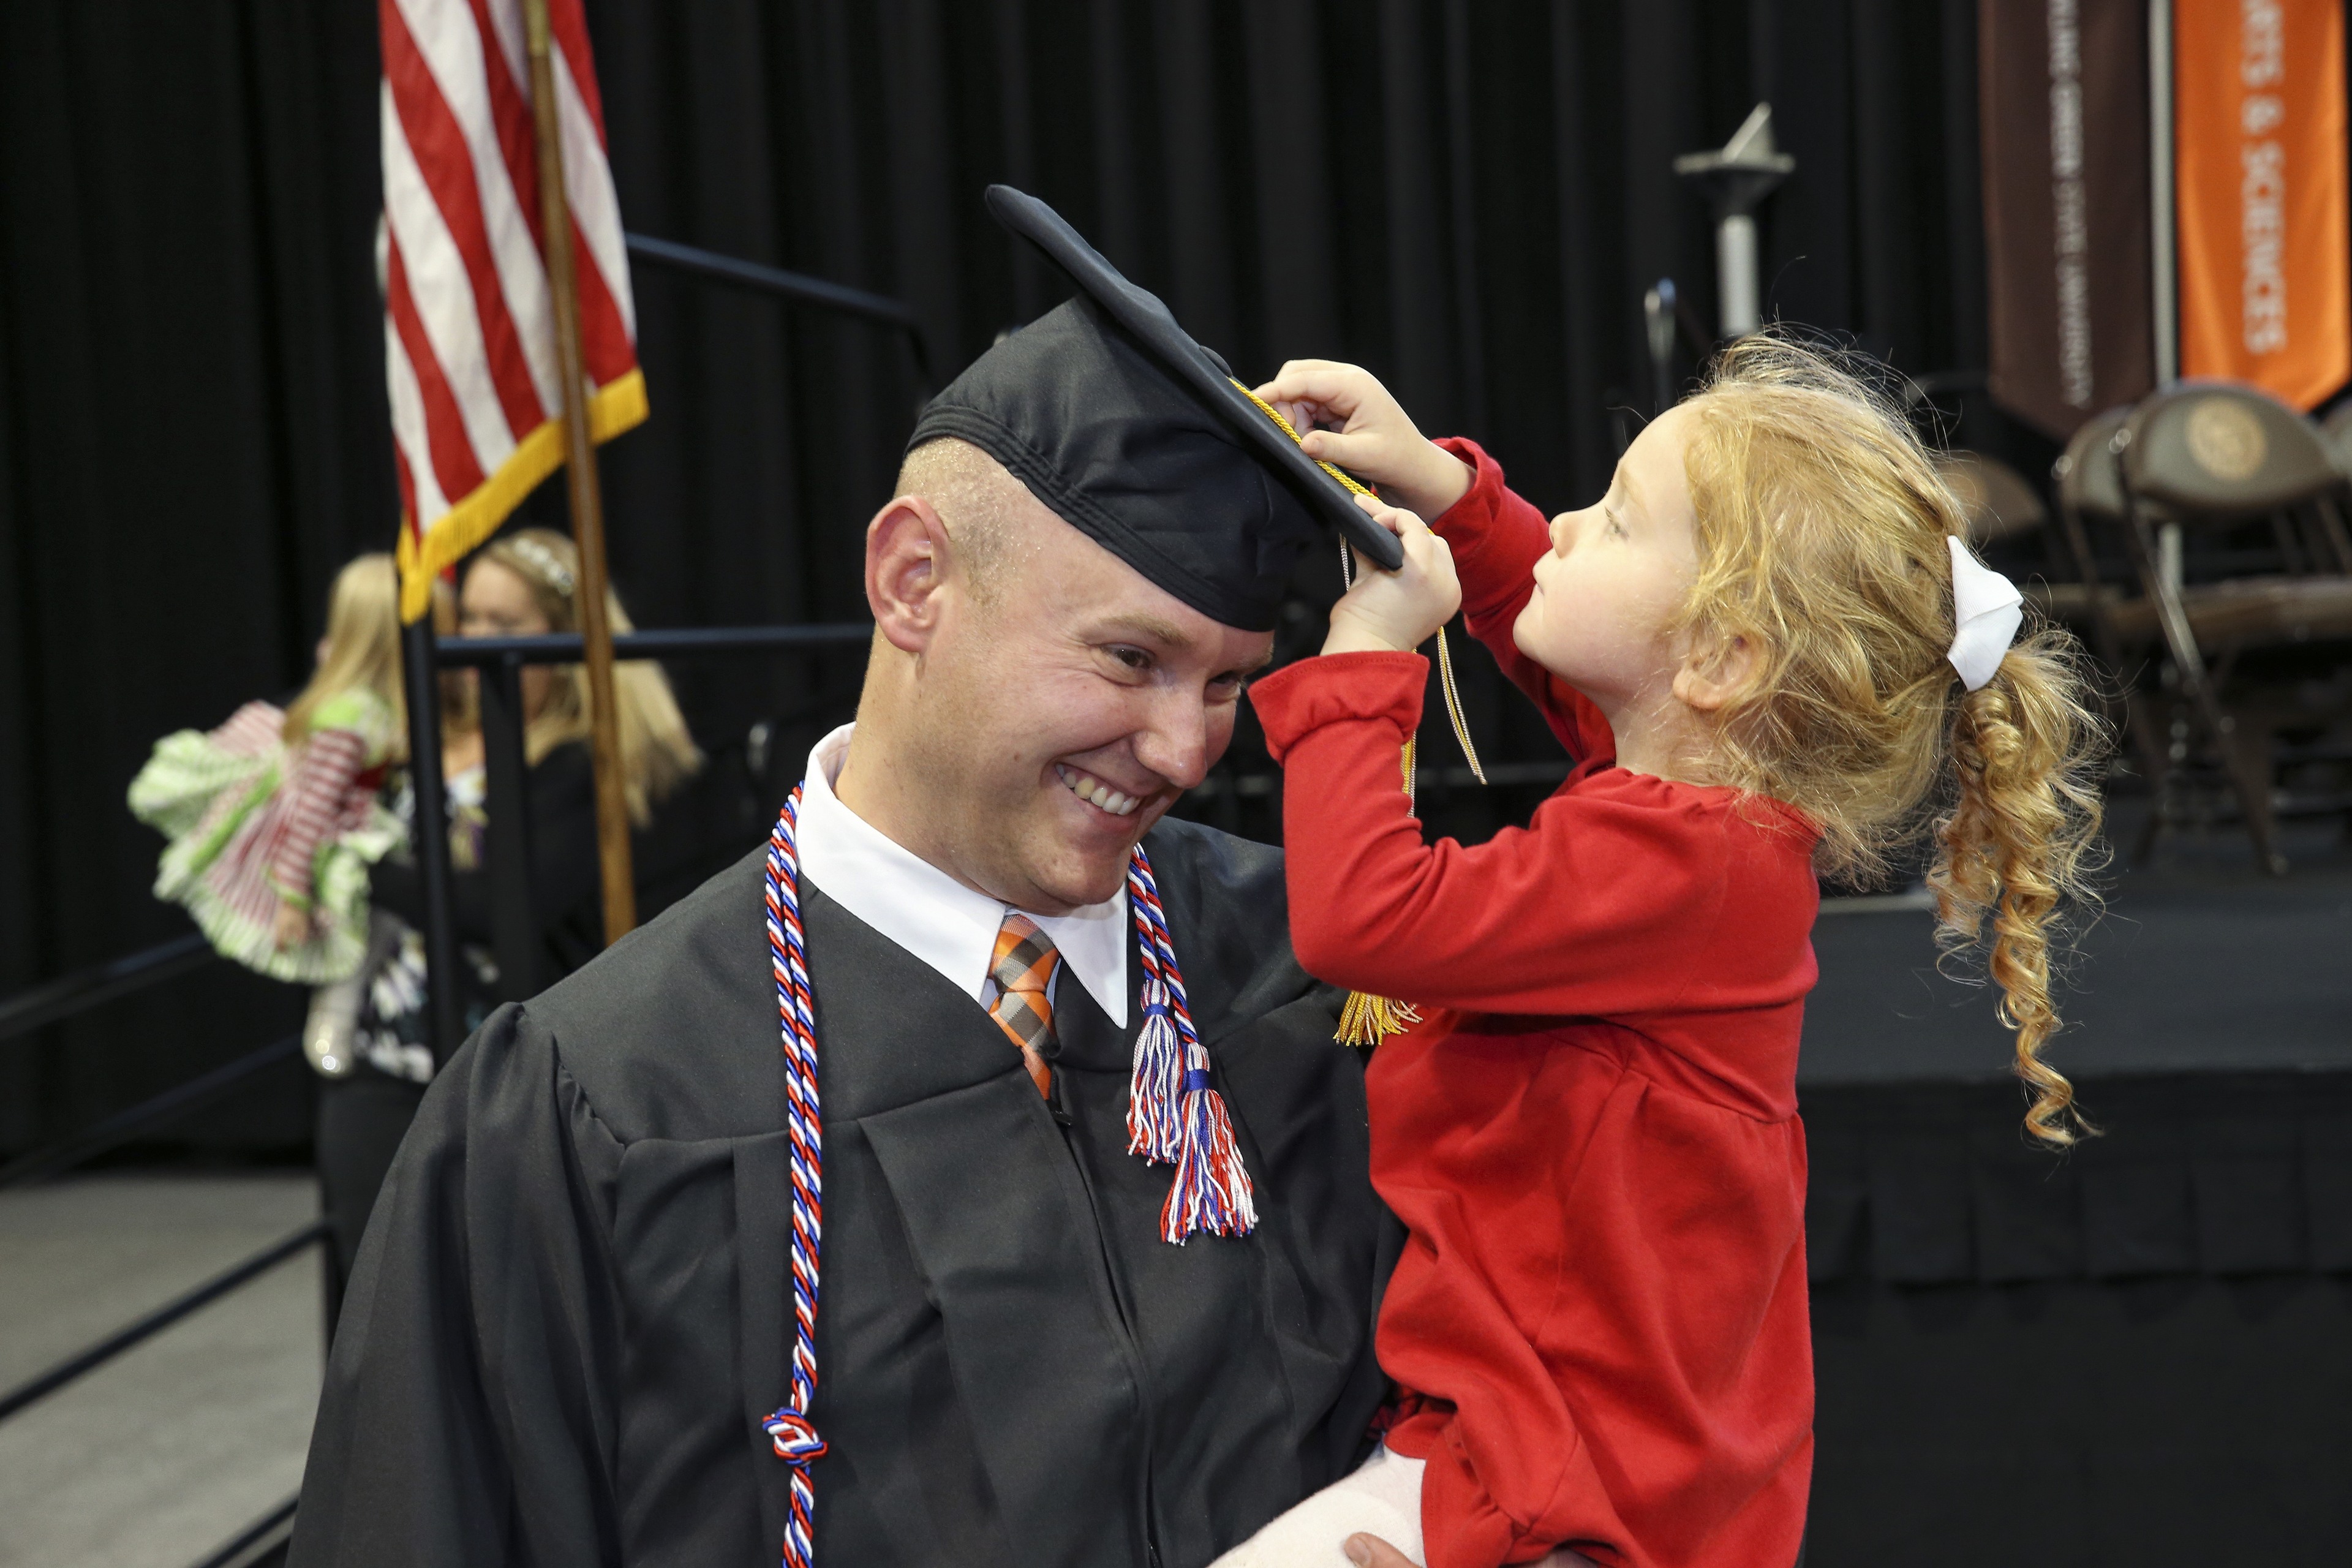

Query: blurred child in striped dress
[[129, 553, 408, 986]]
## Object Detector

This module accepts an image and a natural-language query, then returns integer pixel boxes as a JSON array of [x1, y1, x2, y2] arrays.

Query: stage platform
[[1798, 810, 2352, 1565], [1805, 861, 2352, 1088]]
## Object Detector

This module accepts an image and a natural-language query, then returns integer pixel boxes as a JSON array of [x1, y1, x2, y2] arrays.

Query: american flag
[[379, 0, 646, 623]]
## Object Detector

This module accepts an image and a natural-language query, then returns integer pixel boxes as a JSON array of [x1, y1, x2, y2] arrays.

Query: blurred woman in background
[[371, 526, 701, 976], [317, 526, 700, 1291]]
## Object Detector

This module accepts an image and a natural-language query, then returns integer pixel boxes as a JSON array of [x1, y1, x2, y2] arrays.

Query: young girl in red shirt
[[1216, 337, 2104, 1568]]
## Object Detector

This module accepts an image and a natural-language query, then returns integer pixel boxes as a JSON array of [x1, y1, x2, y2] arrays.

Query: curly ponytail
[[1681, 333, 2111, 1147], [1926, 631, 2108, 1145]]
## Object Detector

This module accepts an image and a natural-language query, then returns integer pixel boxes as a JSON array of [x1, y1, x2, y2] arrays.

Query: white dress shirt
[[794, 724, 1129, 1027]]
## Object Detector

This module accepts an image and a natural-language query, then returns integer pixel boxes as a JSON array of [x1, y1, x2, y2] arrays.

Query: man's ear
[[865, 495, 952, 654], [1671, 630, 1762, 713]]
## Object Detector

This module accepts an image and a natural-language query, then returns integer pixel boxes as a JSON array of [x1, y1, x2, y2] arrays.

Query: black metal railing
[[625, 232, 934, 394], [0, 932, 218, 1043], [0, 1036, 303, 1191], [0, 1219, 330, 1423], [189, 1494, 301, 1568], [429, 624, 875, 1002], [428, 622, 1577, 1013]]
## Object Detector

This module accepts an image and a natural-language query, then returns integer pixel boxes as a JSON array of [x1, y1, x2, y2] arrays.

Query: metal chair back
[[2318, 398, 2352, 473], [1935, 450, 2046, 547], [2053, 405, 2131, 522], [2120, 381, 2345, 525]]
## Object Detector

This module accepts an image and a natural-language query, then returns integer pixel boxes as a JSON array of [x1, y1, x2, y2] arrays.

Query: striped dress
[[130, 691, 405, 984]]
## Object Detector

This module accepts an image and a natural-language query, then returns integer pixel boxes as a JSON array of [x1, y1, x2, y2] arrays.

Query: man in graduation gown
[[288, 190, 1414, 1568]]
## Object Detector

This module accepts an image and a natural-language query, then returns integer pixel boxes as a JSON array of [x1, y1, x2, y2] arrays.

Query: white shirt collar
[[793, 724, 1129, 1027]]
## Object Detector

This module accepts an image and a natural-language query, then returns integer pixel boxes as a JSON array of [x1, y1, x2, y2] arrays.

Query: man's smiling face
[[856, 445, 1273, 915]]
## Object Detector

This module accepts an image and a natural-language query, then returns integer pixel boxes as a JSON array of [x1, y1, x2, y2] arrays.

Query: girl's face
[[1513, 401, 1703, 710], [460, 557, 557, 720]]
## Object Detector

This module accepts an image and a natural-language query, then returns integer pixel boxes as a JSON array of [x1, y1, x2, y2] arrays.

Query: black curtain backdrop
[[1, 0, 2013, 1155]]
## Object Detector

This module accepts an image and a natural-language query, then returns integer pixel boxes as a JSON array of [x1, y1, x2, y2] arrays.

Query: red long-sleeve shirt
[[1248, 439, 1817, 1568]]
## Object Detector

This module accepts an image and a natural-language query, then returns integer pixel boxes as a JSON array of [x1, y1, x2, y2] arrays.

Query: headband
[[1946, 535, 2022, 692], [501, 535, 576, 600]]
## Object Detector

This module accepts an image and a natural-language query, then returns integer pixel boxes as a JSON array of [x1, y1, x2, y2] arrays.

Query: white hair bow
[[1945, 535, 2022, 692]]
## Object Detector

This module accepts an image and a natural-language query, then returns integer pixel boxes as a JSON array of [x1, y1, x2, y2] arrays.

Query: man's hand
[[1253, 361, 1473, 525], [273, 900, 312, 951], [1322, 496, 1462, 657]]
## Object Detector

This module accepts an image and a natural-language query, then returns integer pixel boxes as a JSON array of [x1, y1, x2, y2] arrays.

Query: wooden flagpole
[[521, 0, 634, 942]]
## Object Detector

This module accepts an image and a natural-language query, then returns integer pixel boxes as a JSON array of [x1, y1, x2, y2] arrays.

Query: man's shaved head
[[894, 437, 1047, 603], [843, 434, 1276, 913]]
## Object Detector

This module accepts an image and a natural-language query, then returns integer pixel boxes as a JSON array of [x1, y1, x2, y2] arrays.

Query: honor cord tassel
[[1126, 846, 1257, 1240], [1126, 972, 1186, 1163]]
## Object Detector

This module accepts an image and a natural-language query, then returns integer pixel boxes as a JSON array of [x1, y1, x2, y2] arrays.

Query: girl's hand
[[1323, 496, 1462, 655], [273, 900, 312, 951], [1253, 360, 1474, 524]]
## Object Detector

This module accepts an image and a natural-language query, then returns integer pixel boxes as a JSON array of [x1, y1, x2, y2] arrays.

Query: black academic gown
[[287, 816, 1398, 1568]]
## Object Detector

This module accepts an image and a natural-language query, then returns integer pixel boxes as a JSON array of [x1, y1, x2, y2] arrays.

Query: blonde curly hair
[[1678, 334, 2108, 1145]]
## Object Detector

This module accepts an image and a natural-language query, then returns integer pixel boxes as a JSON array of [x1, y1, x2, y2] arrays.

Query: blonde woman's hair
[[474, 527, 704, 826], [1678, 333, 2108, 1146], [285, 554, 407, 756]]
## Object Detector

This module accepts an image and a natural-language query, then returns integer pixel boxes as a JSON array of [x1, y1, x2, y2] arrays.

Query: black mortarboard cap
[[903, 185, 1401, 633]]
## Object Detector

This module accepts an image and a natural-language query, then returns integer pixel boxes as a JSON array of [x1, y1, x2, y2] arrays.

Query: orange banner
[[2176, 0, 2350, 409]]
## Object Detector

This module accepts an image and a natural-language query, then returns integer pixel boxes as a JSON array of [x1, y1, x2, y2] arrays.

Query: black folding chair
[[2048, 407, 2176, 806], [2114, 382, 2352, 872]]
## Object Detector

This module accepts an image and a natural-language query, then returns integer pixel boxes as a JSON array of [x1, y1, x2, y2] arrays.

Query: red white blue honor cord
[[763, 788, 826, 1568], [763, 785, 1254, 1568]]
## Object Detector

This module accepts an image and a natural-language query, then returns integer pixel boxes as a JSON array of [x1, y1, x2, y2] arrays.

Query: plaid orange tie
[[989, 913, 1061, 1099]]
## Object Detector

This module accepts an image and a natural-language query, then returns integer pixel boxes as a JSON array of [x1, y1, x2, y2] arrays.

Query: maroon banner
[[1981, 0, 2157, 440]]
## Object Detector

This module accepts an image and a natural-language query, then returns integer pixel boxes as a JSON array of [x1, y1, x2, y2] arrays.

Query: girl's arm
[[1251, 653, 1730, 1018], [1425, 437, 1615, 767]]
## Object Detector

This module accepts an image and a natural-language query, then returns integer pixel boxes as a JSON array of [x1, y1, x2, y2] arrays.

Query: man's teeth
[[1057, 765, 1142, 817]]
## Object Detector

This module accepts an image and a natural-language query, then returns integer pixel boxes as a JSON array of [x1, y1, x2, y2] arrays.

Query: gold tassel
[[1333, 733, 1424, 1046], [1336, 989, 1422, 1049]]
